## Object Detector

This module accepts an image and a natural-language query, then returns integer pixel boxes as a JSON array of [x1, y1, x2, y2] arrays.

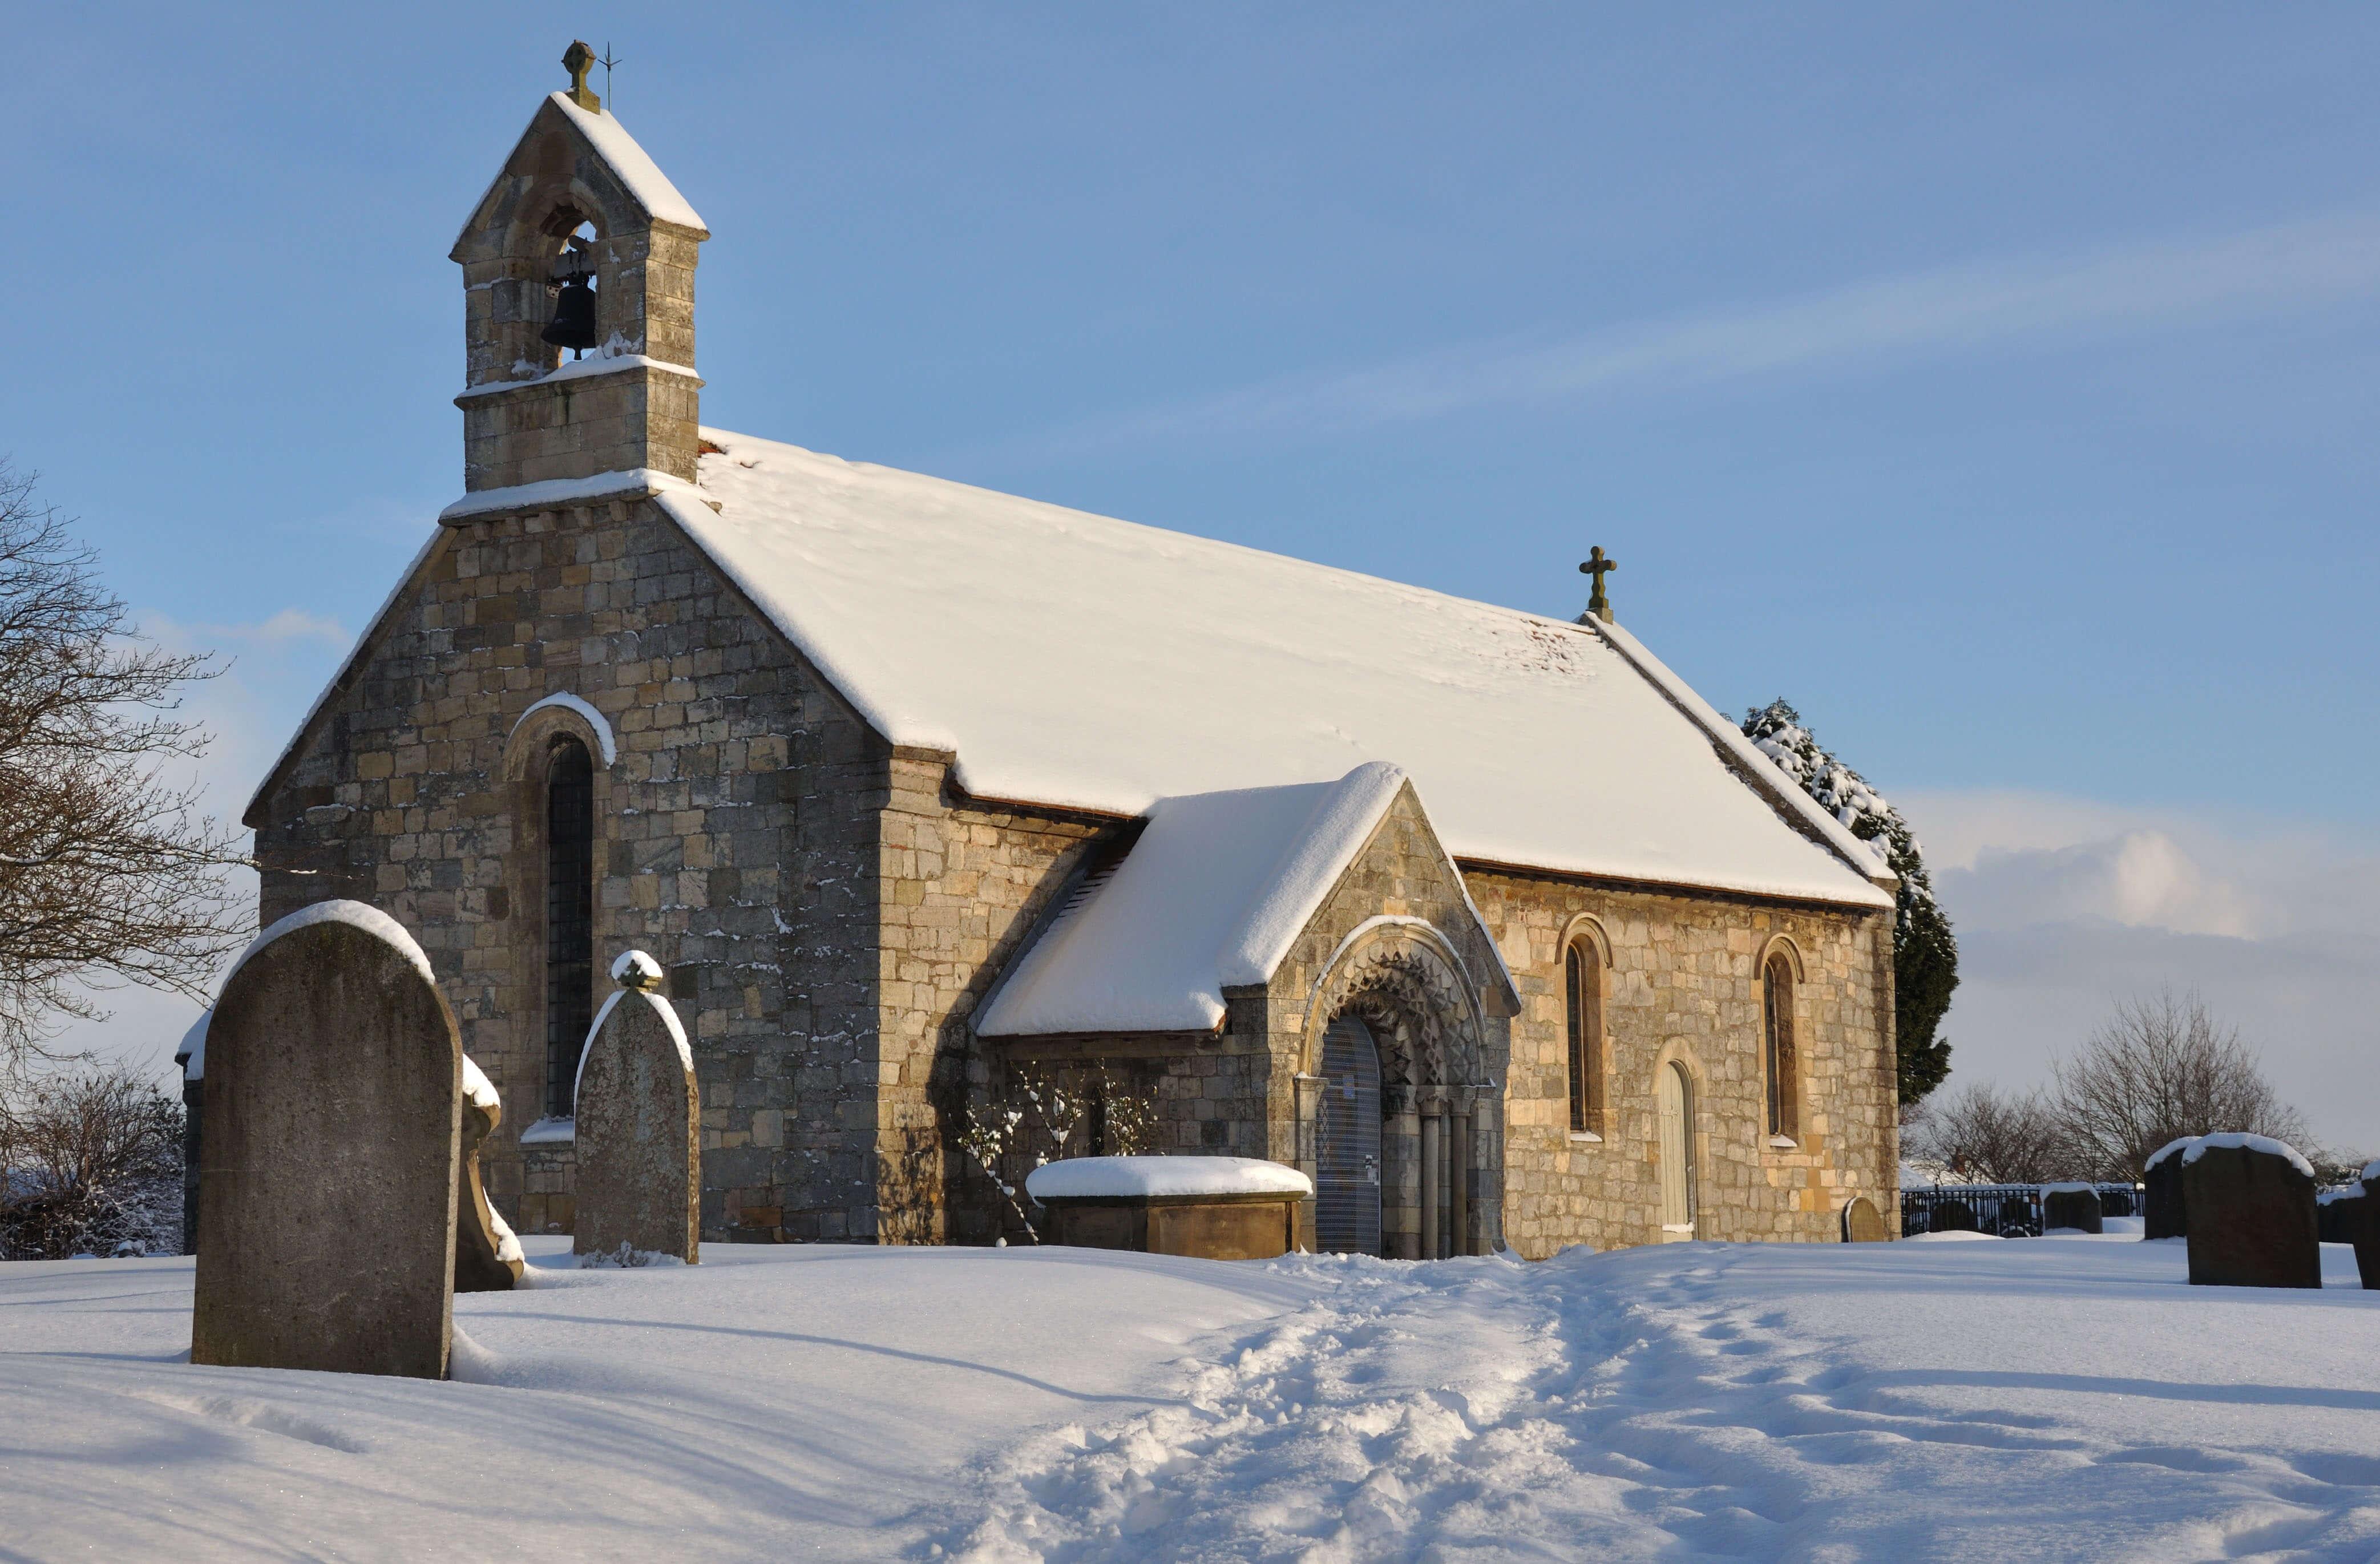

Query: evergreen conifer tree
[[1741, 700, 1957, 1105]]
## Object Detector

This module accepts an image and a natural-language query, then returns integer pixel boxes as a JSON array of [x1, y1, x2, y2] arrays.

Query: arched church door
[[1656, 1061, 1696, 1239], [1316, 1016, 1384, 1255]]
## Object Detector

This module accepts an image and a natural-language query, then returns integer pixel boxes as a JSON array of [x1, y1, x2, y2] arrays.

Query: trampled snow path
[[6, 1236, 2380, 1561], [945, 1239, 2380, 1563]]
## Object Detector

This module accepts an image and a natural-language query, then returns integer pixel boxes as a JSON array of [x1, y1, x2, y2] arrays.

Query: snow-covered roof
[[979, 763, 1433, 1036], [547, 94, 706, 233], [1025, 1155, 1314, 1201], [664, 432, 1893, 908], [454, 93, 707, 250]]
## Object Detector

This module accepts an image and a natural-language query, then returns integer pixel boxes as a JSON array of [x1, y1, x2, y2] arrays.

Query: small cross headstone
[[2183, 1137, 2319, 1288], [573, 951, 700, 1266], [1578, 547, 1618, 625], [1840, 1196, 1888, 1242], [454, 1056, 523, 1292], [191, 902, 460, 1379]]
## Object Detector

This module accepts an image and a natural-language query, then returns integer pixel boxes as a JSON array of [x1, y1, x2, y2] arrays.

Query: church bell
[[542, 245, 601, 356]]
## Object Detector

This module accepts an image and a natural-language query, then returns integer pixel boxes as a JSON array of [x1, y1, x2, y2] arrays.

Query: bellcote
[[448, 54, 710, 497]]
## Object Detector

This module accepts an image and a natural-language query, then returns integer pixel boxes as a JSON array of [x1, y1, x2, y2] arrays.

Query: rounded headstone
[[192, 902, 459, 1378], [1933, 1198, 1978, 1234], [1841, 1197, 1888, 1242], [2182, 1137, 2319, 1290], [573, 955, 700, 1265]]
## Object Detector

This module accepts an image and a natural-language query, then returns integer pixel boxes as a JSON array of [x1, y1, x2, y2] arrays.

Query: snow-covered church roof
[[657, 430, 1893, 910]]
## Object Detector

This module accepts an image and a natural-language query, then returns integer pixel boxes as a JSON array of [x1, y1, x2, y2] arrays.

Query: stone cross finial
[[1579, 547, 1618, 624], [563, 40, 602, 113]]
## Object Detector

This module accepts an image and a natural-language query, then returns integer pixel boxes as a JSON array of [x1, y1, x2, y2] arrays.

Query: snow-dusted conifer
[[1741, 700, 1957, 1104]]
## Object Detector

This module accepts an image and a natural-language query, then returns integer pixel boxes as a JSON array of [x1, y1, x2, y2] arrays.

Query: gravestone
[[454, 1056, 523, 1292], [2355, 1162, 2380, 1291], [1840, 1196, 1888, 1242], [191, 902, 460, 1378], [573, 951, 700, 1265], [2182, 1135, 2319, 1290], [2317, 1188, 2358, 1244], [1932, 1198, 1978, 1234], [2142, 1137, 2196, 1239], [2041, 1183, 2104, 1234]]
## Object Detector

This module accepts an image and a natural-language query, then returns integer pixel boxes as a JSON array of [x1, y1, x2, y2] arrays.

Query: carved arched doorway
[[1657, 1060, 1697, 1240], [1302, 920, 1498, 1260], [1315, 1016, 1384, 1254]]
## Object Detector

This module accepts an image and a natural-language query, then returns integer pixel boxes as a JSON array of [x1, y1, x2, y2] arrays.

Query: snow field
[[6, 1236, 2380, 1561], [948, 1239, 2380, 1562]]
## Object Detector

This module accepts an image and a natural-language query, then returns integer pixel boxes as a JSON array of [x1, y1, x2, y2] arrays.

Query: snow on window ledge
[[520, 1117, 576, 1146], [1567, 1130, 1604, 1145], [1766, 1135, 1799, 1150], [1659, 1223, 1697, 1234]]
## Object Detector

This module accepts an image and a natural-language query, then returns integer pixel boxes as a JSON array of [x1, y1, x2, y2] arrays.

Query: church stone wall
[[872, 771, 1112, 1244], [1463, 871, 1897, 1258], [249, 495, 891, 1245]]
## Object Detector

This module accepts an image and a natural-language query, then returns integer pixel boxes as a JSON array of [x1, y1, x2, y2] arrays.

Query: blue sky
[[7, 7, 2377, 1139]]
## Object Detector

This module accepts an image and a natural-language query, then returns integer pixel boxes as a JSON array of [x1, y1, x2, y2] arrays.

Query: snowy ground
[[5, 1235, 2379, 1562]]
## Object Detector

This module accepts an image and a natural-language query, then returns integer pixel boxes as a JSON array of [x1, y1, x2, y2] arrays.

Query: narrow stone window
[[544, 737, 595, 1119], [1564, 940, 1603, 1135], [1763, 952, 1797, 1142]]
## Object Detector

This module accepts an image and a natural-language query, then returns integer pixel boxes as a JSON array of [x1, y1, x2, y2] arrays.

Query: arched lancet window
[[1564, 939, 1604, 1136], [1763, 952, 1797, 1142], [544, 736, 595, 1119]]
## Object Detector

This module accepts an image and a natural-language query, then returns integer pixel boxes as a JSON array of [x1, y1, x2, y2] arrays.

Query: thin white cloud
[[1003, 211, 2380, 456]]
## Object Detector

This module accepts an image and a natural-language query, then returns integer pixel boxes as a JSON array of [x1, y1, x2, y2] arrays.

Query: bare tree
[[0, 462, 245, 1078], [2050, 989, 2310, 1182], [0, 1062, 184, 1258], [1905, 1081, 2068, 1185]]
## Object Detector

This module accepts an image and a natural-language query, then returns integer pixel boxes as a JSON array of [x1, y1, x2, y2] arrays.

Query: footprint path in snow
[[937, 1246, 2380, 1563]]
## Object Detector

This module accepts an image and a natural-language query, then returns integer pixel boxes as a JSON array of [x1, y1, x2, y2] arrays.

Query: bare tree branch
[[2049, 988, 2311, 1181], [0, 460, 247, 1079]]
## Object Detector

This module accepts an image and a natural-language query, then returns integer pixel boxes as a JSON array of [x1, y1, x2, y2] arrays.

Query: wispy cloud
[[1004, 212, 2380, 458]]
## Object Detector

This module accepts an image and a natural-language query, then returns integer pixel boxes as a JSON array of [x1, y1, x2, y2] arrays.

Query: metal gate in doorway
[[1316, 1016, 1383, 1255]]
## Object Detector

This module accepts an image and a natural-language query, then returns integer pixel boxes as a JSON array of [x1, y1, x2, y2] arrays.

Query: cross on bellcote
[[563, 39, 602, 113], [1578, 547, 1618, 625]]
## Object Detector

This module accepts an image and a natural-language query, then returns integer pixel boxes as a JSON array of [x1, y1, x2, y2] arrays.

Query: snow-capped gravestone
[[2143, 1137, 2196, 1240], [2041, 1183, 2103, 1235], [191, 902, 460, 1379], [2182, 1135, 2319, 1290], [454, 1056, 523, 1292], [2353, 1161, 2380, 1292], [1840, 1197, 1888, 1243], [1026, 1156, 1314, 1260], [573, 951, 700, 1266]]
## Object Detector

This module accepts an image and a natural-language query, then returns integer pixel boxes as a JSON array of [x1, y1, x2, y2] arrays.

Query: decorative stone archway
[[1299, 919, 1501, 1258]]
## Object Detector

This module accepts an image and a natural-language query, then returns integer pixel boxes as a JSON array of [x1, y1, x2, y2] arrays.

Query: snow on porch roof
[[664, 430, 1893, 910], [977, 762, 1475, 1037]]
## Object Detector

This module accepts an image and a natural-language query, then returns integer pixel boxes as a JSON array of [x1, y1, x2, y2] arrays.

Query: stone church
[[246, 61, 1901, 1259]]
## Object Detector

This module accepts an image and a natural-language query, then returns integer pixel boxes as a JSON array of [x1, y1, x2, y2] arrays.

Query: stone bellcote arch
[[449, 69, 710, 494]]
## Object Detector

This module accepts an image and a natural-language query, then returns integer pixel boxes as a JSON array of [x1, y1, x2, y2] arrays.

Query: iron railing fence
[[1901, 1182, 2143, 1239]]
